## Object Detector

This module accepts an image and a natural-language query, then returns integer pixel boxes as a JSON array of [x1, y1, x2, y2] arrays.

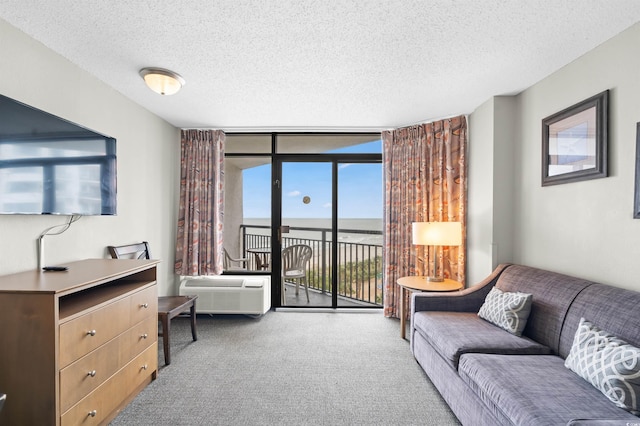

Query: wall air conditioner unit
[[179, 275, 271, 316]]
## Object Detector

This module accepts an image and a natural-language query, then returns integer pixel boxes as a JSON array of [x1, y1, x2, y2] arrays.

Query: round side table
[[397, 276, 463, 339]]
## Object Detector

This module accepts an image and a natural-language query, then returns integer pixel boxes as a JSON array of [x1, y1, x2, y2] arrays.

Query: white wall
[[467, 96, 517, 285], [492, 96, 517, 272], [0, 19, 181, 295], [467, 98, 495, 284], [513, 22, 640, 290], [469, 22, 640, 291]]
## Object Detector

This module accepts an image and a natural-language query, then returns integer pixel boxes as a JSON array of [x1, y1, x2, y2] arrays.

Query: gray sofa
[[410, 264, 640, 426]]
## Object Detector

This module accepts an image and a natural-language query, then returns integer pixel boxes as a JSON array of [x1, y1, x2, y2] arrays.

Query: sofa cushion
[[459, 354, 640, 425], [478, 287, 532, 336], [560, 283, 640, 359], [495, 264, 594, 353], [412, 311, 551, 369], [565, 318, 640, 415]]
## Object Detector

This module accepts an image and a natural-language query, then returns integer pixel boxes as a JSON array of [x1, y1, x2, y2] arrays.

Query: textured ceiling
[[1, 1, 639, 131]]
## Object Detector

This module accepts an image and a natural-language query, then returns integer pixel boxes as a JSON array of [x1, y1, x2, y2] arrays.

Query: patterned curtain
[[382, 115, 467, 318], [174, 129, 225, 276]]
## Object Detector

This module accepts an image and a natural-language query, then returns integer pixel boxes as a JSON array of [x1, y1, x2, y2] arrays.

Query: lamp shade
[[139, 67, 185, 95], [412, 222, 462, 246]]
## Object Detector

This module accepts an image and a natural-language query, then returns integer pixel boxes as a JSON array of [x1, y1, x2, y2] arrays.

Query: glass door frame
[[271, 153, 381, 308]]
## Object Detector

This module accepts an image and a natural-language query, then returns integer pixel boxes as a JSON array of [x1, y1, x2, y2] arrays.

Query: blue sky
[[243, 140, 382, 219]]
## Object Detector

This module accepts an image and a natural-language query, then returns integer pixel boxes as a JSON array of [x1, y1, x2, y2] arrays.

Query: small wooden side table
[[158, 295, 198, 365], [397, 276, 463, 339]]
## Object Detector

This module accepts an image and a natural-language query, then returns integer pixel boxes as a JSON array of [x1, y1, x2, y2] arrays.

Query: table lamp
[[412, 221, 462, 282]]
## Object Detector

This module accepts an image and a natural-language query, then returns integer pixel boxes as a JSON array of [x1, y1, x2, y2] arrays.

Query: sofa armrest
[[411, 263, 511, 315]]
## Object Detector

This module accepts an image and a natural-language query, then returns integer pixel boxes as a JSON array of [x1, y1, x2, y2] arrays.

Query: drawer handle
[[88, 410, 97, 417], [86, 330, 97, 336], [87, 370, 97, 377], [140, 303, 149, 308], [142, 364, 148, 370], [141, 333, 148, 339]]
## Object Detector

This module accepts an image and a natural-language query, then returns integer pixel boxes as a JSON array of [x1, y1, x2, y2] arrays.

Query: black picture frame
[[542, 90, 609, 186], [634, 122, 640, 219]]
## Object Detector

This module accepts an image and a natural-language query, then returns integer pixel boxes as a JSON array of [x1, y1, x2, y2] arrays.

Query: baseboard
[[275, 307, 382, 313]]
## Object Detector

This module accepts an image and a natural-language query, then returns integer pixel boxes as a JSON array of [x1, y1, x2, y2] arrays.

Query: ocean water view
[[243, 218, 383, 246]]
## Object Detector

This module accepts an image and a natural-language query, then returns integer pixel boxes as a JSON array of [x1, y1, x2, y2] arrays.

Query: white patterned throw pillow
[[565, 318, 640, 414], [477, 287, 532, 336]]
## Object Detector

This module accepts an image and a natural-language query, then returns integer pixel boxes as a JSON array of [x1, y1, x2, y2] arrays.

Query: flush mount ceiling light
[[139, 67, 185, 95]]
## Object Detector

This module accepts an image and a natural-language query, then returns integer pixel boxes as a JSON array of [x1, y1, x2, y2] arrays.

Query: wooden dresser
[[0, 258, 159, 425]]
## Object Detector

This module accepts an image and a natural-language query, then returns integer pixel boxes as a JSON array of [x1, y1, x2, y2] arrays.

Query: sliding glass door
[[276, 158, 382, 308], [336, 162, 383, 307], [279, 161, 333, 307]]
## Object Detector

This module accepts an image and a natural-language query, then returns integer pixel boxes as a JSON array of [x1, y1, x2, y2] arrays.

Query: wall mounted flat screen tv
[[0, 94, 116, 215]]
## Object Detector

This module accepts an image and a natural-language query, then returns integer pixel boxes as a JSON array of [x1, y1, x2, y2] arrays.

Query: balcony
[[234, 224, 383, 308]]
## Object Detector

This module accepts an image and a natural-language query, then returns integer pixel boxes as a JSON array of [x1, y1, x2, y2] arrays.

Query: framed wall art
[[634, 122, 640, 219], [542, 90, 609, 186]]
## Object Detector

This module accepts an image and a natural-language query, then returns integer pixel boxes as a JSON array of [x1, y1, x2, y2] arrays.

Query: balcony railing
[[238, 224, 383, 307]]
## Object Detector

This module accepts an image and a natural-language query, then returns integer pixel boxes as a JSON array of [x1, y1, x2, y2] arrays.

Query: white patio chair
[[281, 244, 312, 304], [224, 248, 248, 271]]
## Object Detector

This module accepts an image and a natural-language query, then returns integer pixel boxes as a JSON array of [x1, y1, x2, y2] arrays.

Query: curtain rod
[[180, 114, 469, 133], [180, 126, 389, 133], [392, 113, 469, 130]]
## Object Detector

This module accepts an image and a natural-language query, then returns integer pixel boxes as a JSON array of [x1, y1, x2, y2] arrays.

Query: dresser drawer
[[130, 284, 157, 324], [59, 296, 131, 368], [61, 343, 157, 426], [59, 315, 157, 412], [122, 314, 158, 361]]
